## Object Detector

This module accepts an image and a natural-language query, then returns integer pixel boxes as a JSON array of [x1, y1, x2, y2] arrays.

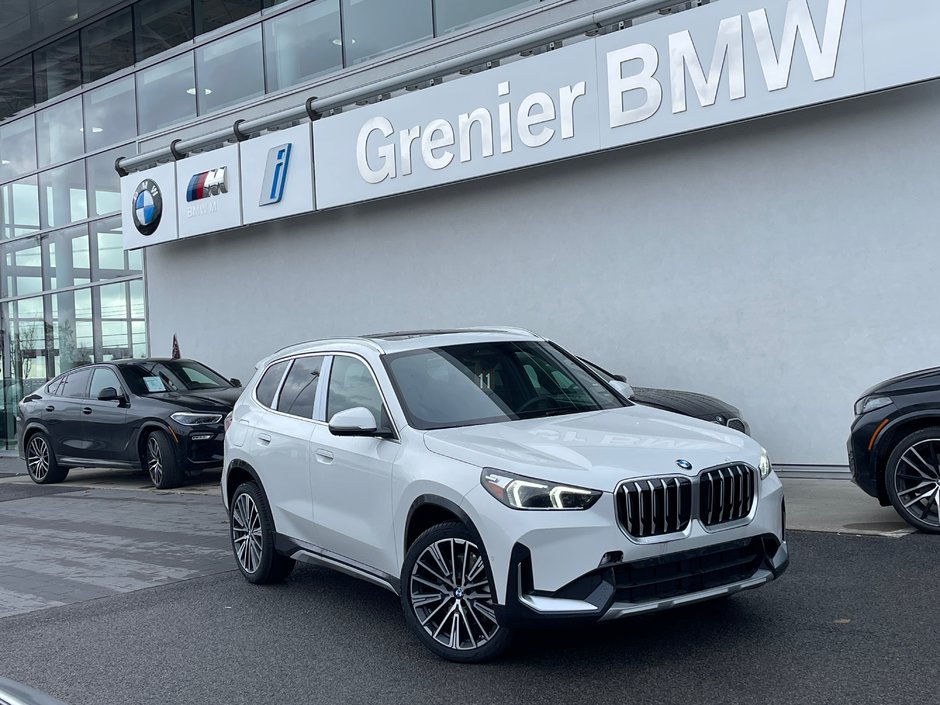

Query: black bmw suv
[[17, 358, 240, 489], [849, 367, 940, 533]]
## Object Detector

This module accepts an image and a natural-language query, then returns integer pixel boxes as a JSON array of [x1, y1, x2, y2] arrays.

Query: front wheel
[[144, 431, 182, 489], [885, 428, 940, 534], [401, 522, 512, 663], [25, 432, 68, 485]]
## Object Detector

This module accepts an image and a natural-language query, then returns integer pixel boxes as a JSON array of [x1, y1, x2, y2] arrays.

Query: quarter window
[[255, 359, 289, 408], [276, 357, 323, 419], [326, 356, 384, 424], [90, 367, 122, 398]]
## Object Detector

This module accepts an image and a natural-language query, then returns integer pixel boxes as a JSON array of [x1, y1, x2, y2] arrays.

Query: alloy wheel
[[26, 436, 50, 481], [232, 493, 263, 574], [146, 436, 163, 486], [894, 439, 940, 528], [409, 538, 500, 651]]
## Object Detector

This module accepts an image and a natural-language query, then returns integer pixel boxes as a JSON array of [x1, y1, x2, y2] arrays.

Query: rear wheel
[[230, 481, 295, 584], [144, 431, 182, 489], [885, 428, 940, 534], [401, 521, 511, 663], [25, 432, 68, 485]]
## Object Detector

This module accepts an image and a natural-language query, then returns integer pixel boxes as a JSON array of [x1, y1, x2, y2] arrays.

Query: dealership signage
[[122, 0, 940, 248]]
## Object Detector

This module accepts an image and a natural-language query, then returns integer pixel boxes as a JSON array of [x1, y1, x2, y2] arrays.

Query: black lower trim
[[274, 533, 401, 595]]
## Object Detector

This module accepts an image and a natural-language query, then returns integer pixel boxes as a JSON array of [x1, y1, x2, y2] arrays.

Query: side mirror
[[230, 378, 242, 388], [97, 386, 121, 402], [329, 406, 381, 437], [608, 379, 635, 400]]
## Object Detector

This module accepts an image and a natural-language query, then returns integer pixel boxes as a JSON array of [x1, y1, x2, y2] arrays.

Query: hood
[[145, 386, 240, 411], [423, 405, 758, 492], [860, 367, 940, 398], [631, 386, 741, 421]]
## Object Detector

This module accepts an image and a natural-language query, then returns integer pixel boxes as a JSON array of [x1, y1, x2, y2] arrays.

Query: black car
[[849, 367, 940, 533], [17, 358, 241, 490], [580, 358, 750, 434]]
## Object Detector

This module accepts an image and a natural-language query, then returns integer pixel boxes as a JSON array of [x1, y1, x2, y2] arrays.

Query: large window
[[87, 145, 131, 218], [83, 78, 138, 152], [82, 9, 135, 85], [34, 33, 82, 104], [1, 177, 40, 241], [92, 217, 143, 280], [0, 117, 38, 182], [195, 26, 264, 114], [43, 225, 92, 291], [196, 0, 262, 35], [135, 0, 195, 62], [264, 0, 342, 92], [433, 0, 537, 34], [2, 238, 43, 299], [340, 0, 433, 65], [136, 53, 197, 134], [36, 97, 84, 168], [38, 161, 87, 230], [0, 56, 35, 121]]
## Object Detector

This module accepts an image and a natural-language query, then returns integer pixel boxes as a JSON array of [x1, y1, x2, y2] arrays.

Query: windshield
[[120, 360, 231, 395], [384, 341, 626, 430]]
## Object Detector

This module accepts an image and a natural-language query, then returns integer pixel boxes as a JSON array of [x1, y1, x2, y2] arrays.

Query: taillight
[[223, 412, 233, 433]]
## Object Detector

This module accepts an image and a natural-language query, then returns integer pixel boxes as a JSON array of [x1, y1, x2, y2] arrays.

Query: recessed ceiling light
[[186, 87, 212, 95], [66, 12, 79, 21], [1, 159, 10, 165], [78, 127, 104, 133], [332, 37, 355, 46]]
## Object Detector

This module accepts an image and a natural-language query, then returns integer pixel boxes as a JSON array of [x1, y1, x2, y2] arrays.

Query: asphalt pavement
[[0, 468, 937, 705]]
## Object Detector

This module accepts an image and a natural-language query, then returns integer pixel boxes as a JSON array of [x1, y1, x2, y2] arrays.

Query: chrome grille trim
[[616, 476, 692, 538], [699, 464, 757, 527]]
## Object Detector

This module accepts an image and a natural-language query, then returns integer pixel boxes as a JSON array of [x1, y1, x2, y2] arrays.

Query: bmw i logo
[[132, 179, 163, 236], [676, 459, 693, 470]]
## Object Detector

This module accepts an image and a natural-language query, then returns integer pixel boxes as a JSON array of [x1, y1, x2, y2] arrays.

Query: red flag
[[171, 334, 181, 360]]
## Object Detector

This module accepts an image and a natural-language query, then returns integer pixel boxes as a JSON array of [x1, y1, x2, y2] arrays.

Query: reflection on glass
[[1, 176, 40, 240], [433, 0, 535, 34], [84, 77, 138, 152], [39, 161, 88, 230], [87, 145, 131, 217], [52, 288, 95, 373], [2, 238, 43, 298], [99, 281, 130, 359], [196, 0, 261, 35], [82, 9, 135, 84], [0, 55, 35, 122], [136, 53, 197, 134], [2, 298, 49, 419], [92, 216, 142, 279], [341, 0, 432, 65], [0, 116, 38, 181], [34, 33, 82, 103], [264, 0, 342, 91], [196, 26, 264, 114], [36, 96, 84, 168], [135, 0, 195, 62], [44, 225, 92, 291]]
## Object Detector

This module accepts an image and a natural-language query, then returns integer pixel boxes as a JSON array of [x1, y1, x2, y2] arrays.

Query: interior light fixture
[[332, 37, 355, 45], [78, 127, 104, 133], [66, 12, 79, 21], [1, 159, 10, 165], [186, 87, 213, 95]]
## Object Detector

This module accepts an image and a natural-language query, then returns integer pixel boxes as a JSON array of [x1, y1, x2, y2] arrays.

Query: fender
[[404, 493, 485, 554], [223, 459, 264, 504]]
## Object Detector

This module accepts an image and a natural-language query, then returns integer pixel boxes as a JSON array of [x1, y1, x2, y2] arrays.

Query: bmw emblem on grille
[[132, 179, 163, 236], [675, 459, 693, 470]]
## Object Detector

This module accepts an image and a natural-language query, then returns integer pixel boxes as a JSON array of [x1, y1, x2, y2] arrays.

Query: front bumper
[[463, 471, 787, 626], [172, 425, 225, 472]]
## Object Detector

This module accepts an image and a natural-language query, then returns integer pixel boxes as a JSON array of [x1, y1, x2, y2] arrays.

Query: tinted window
[[60, 368, 92, 398], [255, 360, 289, 408], [34, 33, 81, 103], [135, 0, 195, 62], [327, 356, 384, 423], [276, 357, 323, 419], [90, 367, 122, 398], [82, 9, 134, 84]]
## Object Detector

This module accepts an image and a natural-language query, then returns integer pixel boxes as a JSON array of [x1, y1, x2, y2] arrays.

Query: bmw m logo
[[675, 459, 693, 470], [132, 179, 162, 236], [186, 167, 227, 202]]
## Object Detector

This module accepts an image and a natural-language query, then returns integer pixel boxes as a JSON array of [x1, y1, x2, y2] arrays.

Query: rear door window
[[276, 356, 323, 419], [59, 368, 93, 398]]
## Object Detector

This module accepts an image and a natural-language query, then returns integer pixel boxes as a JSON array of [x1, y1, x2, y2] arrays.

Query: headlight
[[759, 449, 773, 479], [481, 469, 601, 510], [854, 395, 891, 416], [170, 412, 223, 425]]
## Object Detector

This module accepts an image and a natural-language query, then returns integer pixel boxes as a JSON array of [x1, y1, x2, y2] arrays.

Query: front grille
[[612, 536, 767, 603], [699, 464, 756, 526], [617, 477, 692, 538]]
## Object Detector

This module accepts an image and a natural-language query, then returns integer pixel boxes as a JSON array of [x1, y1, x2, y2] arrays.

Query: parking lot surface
[[0, 466, 937, 705]]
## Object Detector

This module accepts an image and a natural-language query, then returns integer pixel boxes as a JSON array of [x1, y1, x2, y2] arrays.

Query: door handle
[[45, 405, 55, 412], [257, 433, 272, 445], [82, 407, 92, 415], [315, 449, 334, 463]]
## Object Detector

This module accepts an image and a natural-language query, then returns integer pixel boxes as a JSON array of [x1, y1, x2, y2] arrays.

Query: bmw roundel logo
[[132, 179, 163, 236], [675, 459, 693, 470]]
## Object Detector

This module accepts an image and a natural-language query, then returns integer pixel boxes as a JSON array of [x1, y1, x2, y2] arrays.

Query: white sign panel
[[176, 144, 242, 239], [239, 124, 315, 225], [120, 162, 178, 250]]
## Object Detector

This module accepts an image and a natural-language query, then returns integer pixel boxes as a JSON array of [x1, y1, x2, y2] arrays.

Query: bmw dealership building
[[1, 0, 939, 470]]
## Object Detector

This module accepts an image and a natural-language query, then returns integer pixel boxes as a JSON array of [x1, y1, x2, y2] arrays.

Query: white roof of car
[[256, 327, 543, 367]]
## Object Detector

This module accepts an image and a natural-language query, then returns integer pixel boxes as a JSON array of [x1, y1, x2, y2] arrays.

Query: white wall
[[144, 79, 940, 466]]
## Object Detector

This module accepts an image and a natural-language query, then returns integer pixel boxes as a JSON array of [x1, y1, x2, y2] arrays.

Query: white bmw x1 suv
[[222, 328, 788, 662]]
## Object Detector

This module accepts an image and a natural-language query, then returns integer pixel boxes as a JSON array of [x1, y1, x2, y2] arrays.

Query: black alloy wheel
[[401, 521, 512, 663], [25, 432, 68, 485], [885, 428, 940, 534], [144, 431, 182, 489]]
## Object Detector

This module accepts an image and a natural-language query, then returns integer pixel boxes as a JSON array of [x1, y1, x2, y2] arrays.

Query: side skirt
[[274, 533, 400, 596]]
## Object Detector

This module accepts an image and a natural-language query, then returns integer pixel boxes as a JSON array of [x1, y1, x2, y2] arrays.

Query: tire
[[401, 521, 512, 663], [24, 431, 68, 485], [144, 431, 182, 489], [230, 481, 295, 584], [885, 428, 940, 534]]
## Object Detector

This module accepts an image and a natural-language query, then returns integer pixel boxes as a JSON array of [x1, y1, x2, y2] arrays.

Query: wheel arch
[[874, 414, 940, 502], [404, 494, 484, 557], [134, 420, 178, 464], [21, 421, 50, 450], [225, 459, 264, 507]]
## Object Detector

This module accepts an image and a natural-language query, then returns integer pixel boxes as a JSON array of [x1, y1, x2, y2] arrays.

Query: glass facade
[[0, 0, 551, 450]]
